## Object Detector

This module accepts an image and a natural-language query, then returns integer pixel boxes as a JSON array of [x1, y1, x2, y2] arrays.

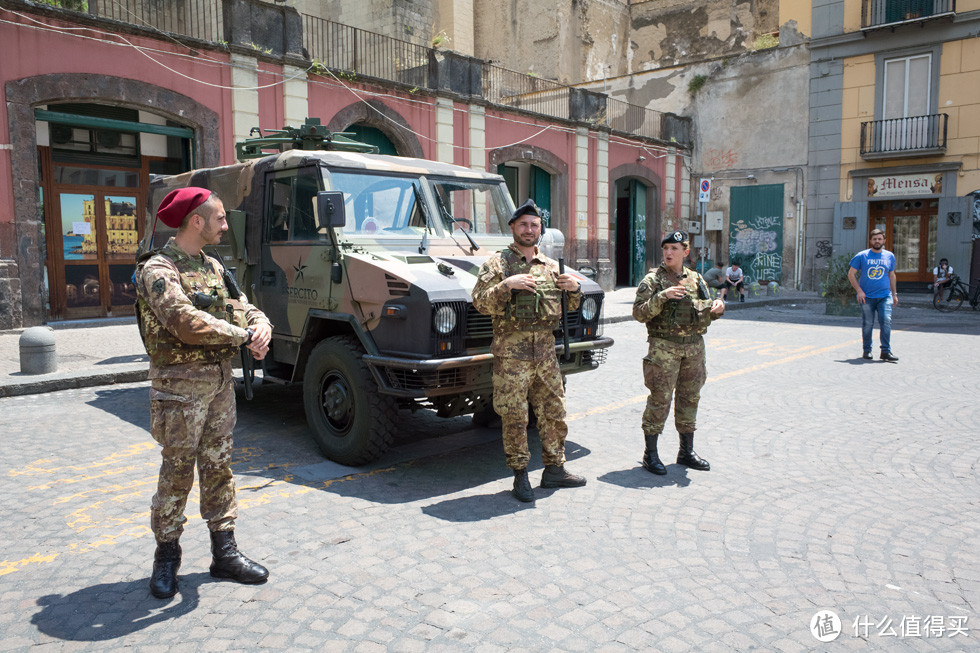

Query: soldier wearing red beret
[[134, 187, 273, 599]]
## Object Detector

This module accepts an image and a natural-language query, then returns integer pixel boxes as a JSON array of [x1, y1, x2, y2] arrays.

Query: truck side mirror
[[314, 191, 346, 229]]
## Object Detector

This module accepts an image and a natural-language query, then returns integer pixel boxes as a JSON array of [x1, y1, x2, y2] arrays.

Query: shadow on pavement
[[421, 490, 537, 521], [319, 439, 592, 506], [87, 386, 150, 430], [599, 466, 693, 489], [96, 354, 148, 365], [31, 573, 206, 641]]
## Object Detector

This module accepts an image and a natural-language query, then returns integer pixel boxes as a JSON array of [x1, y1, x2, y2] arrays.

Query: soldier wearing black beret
[[632, 230, 726, 476]]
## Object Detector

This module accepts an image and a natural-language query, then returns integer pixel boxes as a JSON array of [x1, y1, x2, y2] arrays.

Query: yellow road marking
[[5, 338, 856, 576], [568, 338, 858, 421]]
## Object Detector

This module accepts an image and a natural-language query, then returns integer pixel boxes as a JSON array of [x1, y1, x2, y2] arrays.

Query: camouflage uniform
[[135, 238, 270, 543], [633, 263, 719, 436], [472, 244, 581, 470]]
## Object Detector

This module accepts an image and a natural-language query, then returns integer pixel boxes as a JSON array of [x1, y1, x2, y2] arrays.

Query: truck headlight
[[581, 296, 598, 322], [433, 305, 458, 334]]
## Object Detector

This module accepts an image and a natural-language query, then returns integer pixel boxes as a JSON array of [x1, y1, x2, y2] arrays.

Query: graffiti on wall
[[730, 215, 782, 283], [815, 240, 832, 259], [704, 148, 739, 170]]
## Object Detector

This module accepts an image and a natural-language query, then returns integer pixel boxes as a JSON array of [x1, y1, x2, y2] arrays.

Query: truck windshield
[[325, 170, 428, 236], [427, 178, 511, 236]]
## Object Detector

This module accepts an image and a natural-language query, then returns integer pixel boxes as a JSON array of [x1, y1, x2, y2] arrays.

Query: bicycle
[[933, 274, 980, 312]]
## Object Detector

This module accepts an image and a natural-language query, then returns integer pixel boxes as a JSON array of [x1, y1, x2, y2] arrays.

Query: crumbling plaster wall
[[629, 0, 779, 72], [472, 0, 631, 84]]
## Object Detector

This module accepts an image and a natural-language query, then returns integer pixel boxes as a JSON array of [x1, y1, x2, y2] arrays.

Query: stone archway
[[5, 73, 220, 326], [327, 100, 424, 159], [488, 144, 569, 235], [608, 163, 662, 284]]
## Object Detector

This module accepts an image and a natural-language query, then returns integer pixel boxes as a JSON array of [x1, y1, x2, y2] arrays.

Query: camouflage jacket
[[472, 243, 581, 360], [135, 238, 270, 379], [633, 263, 718, 340]]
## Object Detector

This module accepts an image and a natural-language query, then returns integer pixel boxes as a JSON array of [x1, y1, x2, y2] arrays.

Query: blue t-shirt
[[849, 249, 895, 298]]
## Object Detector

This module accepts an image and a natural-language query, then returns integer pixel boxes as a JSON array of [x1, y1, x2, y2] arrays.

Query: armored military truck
[[140, 121, 613, 465]]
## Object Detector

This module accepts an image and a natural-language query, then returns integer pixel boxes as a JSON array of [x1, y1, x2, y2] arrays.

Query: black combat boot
[[149, 540, 181, 599], [677, 432, 710, 471], [642, 433, 667, 475], [209, 530, 269, 584], [512, 468, 534, 503], [540, 465, 587, 488]]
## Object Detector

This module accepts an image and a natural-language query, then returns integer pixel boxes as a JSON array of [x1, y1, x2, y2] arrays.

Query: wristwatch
[[244, 327, 255, 345]]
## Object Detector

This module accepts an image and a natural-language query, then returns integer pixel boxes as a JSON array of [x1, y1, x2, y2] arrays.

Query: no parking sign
[[698, 178, 711, 203]]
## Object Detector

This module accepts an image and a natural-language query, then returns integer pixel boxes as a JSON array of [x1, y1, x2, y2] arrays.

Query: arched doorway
[[496, 162, 553, 227], [609, 164, 661, 287], [615, 178, 652, 286], [345, 124, 397, 155]]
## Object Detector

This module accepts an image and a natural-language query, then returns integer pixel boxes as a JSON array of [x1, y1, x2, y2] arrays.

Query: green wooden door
[[729, 184, 783, 284], [630, 180, 647, 285], [530, 164, 551, 228]]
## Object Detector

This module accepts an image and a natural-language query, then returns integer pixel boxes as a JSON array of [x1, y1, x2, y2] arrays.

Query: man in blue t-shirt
[[847, 228, 899, 362]]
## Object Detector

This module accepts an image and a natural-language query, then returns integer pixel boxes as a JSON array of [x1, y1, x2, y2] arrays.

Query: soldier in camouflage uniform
[[633, 231, 726, 476], [472, 199, 587, 502], [135, 187, 273, 599]]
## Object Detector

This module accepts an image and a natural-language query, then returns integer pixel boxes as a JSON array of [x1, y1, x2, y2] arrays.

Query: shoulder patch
[[152, 278, 166, 296]]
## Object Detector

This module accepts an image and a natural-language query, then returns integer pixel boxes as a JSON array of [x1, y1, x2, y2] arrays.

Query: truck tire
[[303, 335, 396, 465]]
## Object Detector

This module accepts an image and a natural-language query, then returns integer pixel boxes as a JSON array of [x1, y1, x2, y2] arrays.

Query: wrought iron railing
[[302, 16, 431, 88], [862, 0, 955, 28], [481, 64, 572, 121], [860, 113, 948, 157], [87, 0, 223, 42]]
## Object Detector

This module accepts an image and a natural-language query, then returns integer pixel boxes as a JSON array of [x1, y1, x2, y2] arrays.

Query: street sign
[[698, 178, 711, 203]]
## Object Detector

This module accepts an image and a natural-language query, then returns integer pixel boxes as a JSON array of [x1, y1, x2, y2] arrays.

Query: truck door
[[257, 165, 324, 335]]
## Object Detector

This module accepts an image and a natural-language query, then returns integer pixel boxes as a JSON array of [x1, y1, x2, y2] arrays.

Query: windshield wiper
[[434, 189, 480, 252], [412, 183, 429, 254]]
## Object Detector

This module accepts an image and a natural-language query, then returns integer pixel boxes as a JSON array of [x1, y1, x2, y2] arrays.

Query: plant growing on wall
[[688, 74, 708, 96], [37, 0, 88, 10]]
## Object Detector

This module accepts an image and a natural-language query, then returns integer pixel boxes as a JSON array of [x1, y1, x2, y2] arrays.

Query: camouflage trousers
[[149, 373, 238, 543], [492, 355, 568, 470], [641, 336, 707, 436]]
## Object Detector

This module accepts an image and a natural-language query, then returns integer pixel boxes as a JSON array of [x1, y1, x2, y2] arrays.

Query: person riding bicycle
[[933, 258, 953, 300]]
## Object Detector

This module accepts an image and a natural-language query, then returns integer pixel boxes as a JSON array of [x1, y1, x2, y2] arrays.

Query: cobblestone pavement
[[1, 305, 978, 651]]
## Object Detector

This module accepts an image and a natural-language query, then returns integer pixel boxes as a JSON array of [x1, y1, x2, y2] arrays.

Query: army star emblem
[[293, 259, 307, 283]]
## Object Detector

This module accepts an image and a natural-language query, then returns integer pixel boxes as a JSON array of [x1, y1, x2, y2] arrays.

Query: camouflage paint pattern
[[472, 244, 582, 360], [640, 337, 706, 435], [474, 244, 580, 470], [135, 239, 271, 542], [634, 263, 721, 436], [632, 263, 717, 339], [135, 238, 268, 376], [492, 356, 568, 470], [149, 368, 238, 542]]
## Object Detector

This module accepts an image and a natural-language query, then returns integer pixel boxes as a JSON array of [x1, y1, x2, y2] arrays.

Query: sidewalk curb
[[0, 367, 147, 398]]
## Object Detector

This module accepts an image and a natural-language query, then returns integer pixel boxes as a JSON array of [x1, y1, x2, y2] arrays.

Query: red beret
[[156, 187, 211, 228]]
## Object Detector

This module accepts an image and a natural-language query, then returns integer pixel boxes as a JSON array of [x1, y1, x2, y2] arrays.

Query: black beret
[[509, 199, 541, 225], [660, 230, 689, 247]]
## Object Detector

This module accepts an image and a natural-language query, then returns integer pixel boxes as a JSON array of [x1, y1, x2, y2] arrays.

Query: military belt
[[651, 333, 702, 345]]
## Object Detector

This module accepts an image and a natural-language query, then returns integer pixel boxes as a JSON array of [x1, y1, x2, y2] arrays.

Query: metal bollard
[[19, 326, 57, 375]]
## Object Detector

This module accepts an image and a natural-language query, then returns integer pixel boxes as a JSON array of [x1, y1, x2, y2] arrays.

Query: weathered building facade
[[0, 0, 690, 327], [809, 0, 980, 290]]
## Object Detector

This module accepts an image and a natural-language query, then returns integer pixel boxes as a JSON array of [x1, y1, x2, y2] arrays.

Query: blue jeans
[[861, 294, 892, 354]]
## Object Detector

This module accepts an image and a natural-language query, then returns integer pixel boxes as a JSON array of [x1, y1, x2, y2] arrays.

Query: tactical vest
[[501, 248, 562, 327], [645, 270, 712, 338], [135, 245, 245, 367]]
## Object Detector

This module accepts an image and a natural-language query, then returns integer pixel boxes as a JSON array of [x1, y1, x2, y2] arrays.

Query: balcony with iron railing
[[859, 113, 948, 159], [861, 0, 955, 29]]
